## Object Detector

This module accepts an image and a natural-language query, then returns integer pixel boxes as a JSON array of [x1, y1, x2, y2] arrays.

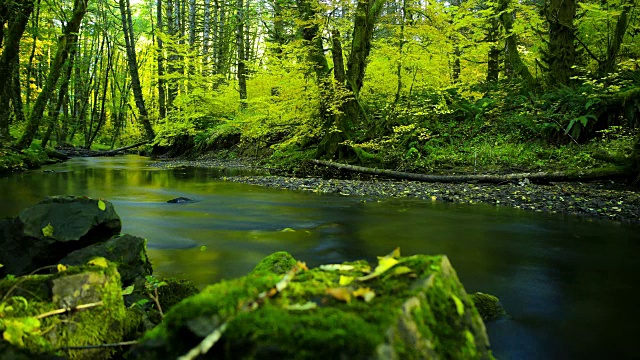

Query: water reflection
[[1, 155, 639, 359]]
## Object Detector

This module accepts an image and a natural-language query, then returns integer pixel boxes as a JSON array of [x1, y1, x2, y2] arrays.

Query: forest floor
[[151, 154, 640, 226]]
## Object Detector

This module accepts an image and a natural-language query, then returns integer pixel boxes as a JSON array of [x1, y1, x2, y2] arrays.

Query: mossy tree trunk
[[316, 0, 385, 159], [119, 0, 155, 142], [486, 15, 500, 84], [499, 0, 535, 87], [17, 0, 86, 149], [0, 0, 35, 141], [544, 0, 576, 87], [598, 0, 635, 75]]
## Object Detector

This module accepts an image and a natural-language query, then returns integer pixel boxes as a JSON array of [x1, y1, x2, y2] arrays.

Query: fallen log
[[310, 159, 633, 184], [93, 141, 149, 156]]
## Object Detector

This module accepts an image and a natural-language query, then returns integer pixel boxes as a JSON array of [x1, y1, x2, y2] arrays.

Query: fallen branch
[[36, 301, 104, 319], [310, 159, 633, 184], [94, 141, 149, 156], [57, 340, 138, 350]]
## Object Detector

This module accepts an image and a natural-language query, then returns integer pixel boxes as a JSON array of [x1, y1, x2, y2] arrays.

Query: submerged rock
[[167, 197, 196, 204], [0, 260, 140, 360], [0, 196, 121, 277], [129, 252, 494, 359]]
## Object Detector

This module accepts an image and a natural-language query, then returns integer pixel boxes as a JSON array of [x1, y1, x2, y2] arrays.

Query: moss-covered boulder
[[60, 234, 152, 287], [129, 251, 494, 359], [0, 196, 122, 277], [0, 259, 140, 360]]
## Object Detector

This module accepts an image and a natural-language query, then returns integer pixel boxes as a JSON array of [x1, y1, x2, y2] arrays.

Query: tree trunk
[[317, 0, 385, 159], [119, 0, 155, 141], [41, 45, 76, 149], [237, 0, 248, 108], [598, 0, 635, 75], [545, 0, 576, 87], [310, 159, 633, 184], [203, 0, 211, 69], [25, 0, 41, 108], [0, 0, 35, 140], [486, 15, 500, 83], [499, 0, 534, 86], [17, 0, 86, 149], [157, 0, 167, 119]]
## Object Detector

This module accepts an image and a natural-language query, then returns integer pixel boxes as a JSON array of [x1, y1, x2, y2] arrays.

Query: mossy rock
[[471, 292, 506, 322], [0, 259, 140, 359], [129, 252, 494, 359]]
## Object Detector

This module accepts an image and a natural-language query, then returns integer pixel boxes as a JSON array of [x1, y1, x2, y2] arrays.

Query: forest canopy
[[0, 0, 639, 176]]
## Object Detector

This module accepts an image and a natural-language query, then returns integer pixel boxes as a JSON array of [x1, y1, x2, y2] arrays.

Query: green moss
[[0, 261, 140, 360], [157, 278, 199, 312], [133, 252, 493, 359], [471, 292, 506, 322], [250, 251, 297, 275]]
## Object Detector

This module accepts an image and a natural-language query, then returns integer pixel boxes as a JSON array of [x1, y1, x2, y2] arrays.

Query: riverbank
[[150, 156, 640, 225]]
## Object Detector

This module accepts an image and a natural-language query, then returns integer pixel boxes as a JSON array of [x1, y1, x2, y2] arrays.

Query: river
[[1, 155, 638, 359]]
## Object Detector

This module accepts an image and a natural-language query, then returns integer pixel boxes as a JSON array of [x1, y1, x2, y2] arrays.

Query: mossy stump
[[130, 252, 494, 359]]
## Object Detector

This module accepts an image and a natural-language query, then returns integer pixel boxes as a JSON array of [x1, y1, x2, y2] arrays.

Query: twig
[[57, 340, 138, 350], [2, 265, 59, 301], [177, 262, 307, 360], [149, 287, 164, 318], [35, 301, 104, 319]]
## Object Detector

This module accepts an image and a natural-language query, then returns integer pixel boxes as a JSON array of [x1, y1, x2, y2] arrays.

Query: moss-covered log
[[310, 159, 633, 183], [129, 251, 494, 359]]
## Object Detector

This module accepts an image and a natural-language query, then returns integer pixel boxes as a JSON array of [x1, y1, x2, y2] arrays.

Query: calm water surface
[[1, 155, 639, 359]]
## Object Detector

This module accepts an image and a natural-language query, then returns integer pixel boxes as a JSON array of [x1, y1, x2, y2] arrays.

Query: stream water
[[1, 155, 639, 359]]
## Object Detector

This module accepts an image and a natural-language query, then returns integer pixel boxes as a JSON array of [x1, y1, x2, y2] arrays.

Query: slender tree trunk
[[599, 0, 635, 75], [119, 0, 155, 141], [394, 0, 406, 104], [237, 0, 248, 108], [216, 1, 226, 75], [189, 0, 196, 48], [331, 30, 346, 84], [25, 0, 41, 108], [0, 0, 35, 140], [88, 38, 113, 147], [545, 0, 576, 87], [157, 0, 166, 118], [166, 0, 177, 107], [17, 0, 86, 149], [41, 44, 77, 148], [499, 0, 534, 86], [486, 14, 500, 84], [203, 0, 211, 69]]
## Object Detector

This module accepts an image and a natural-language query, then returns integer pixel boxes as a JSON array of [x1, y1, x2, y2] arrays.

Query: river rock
[[128, 252, 493, 359], [167, 197, 196, 203], [0, 196, 121, 277], [0, 259, 140, 360], [60, 234, 152, 287]]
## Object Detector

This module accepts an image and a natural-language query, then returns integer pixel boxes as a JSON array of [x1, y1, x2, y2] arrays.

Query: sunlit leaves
[[97, 200, 106, 211], [1, 317, 41, 347], [339, 275, 354, 286]]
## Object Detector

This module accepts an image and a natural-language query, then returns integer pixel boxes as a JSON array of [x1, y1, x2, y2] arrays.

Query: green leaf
[[451, 294, 465, 316], [199, 245, 208, 252], [122, 285, 135, 295], [98, 200, 106, 211], [42, 223, 54, 237]]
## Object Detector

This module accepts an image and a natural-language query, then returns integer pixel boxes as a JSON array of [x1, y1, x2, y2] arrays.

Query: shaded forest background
[[1, 0, 639, 176]]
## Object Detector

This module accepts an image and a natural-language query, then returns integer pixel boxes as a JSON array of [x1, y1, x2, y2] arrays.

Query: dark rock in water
[[0, 196, 121, 277], [60, 234, 152, 287], [167, 197, 196, 203], [129, 252, 493, 360]]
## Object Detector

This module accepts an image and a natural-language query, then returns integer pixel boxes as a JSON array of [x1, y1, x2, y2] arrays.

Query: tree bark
[[17, 0, 86, 149], [598, 0, 635, 75], [203, 0, 211, 68], [310, 159, 633, 184], [119, 0, 155, 141], [237, 0, 248, 108], [544, 0, 576, 87], [499, 0, 535, 86], [0, 0, 35, 140], [486, 15, 500, 83], [157, 0, 167, 119]]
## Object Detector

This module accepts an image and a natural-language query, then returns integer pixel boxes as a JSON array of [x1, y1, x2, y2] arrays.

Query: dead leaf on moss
[[352, 287, 375, 302], [326, 287, 352, 303]]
